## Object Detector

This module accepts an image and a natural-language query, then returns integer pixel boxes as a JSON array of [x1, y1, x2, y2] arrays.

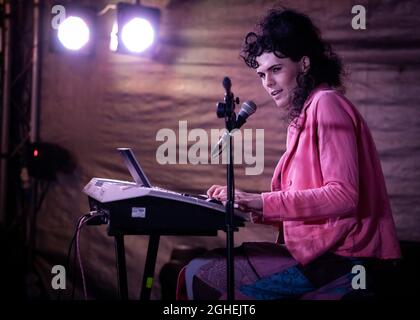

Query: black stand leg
[[140, 234, 160, 300], [114, 234, 128, 300]]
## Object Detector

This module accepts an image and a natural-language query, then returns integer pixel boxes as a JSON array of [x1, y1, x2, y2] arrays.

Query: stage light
[[57, 16, 90, 51], [50, 5, 96, 56], [115, 2, 161, 55], [121, 18, 155, 53], [25, 143, 76, 180]]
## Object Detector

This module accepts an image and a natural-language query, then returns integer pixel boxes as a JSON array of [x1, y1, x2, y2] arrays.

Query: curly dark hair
[[241, 8, 344, 124]]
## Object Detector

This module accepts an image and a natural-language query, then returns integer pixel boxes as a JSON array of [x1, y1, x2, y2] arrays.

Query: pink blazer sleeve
[[262, 92, 359, 221]]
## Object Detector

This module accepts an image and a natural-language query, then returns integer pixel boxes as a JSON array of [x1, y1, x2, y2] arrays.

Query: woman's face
[[256, 52, 303, 109]]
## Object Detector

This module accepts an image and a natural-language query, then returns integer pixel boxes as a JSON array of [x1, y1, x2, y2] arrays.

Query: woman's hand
[[206, 185, 263, 213]]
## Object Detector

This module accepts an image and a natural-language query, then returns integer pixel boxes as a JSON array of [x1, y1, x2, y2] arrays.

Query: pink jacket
[[261, 85, 401, 265]]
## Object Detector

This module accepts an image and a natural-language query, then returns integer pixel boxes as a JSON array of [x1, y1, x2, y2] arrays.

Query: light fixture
[[115, 2, 161, 55], [50, 5, 96, 56], [58, 16, 90, 51], [25, 142, 76, 180]]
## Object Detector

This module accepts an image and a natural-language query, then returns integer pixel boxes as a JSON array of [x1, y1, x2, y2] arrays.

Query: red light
[[33, 149, 39, 157]]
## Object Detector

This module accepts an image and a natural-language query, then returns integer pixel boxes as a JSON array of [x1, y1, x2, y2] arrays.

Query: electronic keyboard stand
[[114, 234, 128, 300]]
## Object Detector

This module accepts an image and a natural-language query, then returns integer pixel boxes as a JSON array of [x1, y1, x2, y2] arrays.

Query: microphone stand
[[216, 77, 239, 301]]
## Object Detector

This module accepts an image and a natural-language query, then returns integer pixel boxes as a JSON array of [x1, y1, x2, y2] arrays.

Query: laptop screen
[[117, 148, 152, 187]]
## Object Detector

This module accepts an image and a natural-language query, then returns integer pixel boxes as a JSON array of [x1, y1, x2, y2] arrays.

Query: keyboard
[[83, 178, 247, 236]]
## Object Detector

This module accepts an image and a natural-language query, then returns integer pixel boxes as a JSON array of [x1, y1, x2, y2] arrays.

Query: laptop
[[117, 148, 152, 188]]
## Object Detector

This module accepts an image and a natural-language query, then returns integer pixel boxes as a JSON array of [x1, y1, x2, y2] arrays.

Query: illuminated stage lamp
[[50, 5, 96, 56], [115, 2, 161, 55]]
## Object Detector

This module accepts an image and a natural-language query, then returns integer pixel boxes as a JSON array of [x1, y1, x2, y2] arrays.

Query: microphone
[[211, 101, 257, 157], [235, 100, 257, 130]]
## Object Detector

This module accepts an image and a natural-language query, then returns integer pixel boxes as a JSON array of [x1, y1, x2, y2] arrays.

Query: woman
[[178, 8, 401, 300]]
